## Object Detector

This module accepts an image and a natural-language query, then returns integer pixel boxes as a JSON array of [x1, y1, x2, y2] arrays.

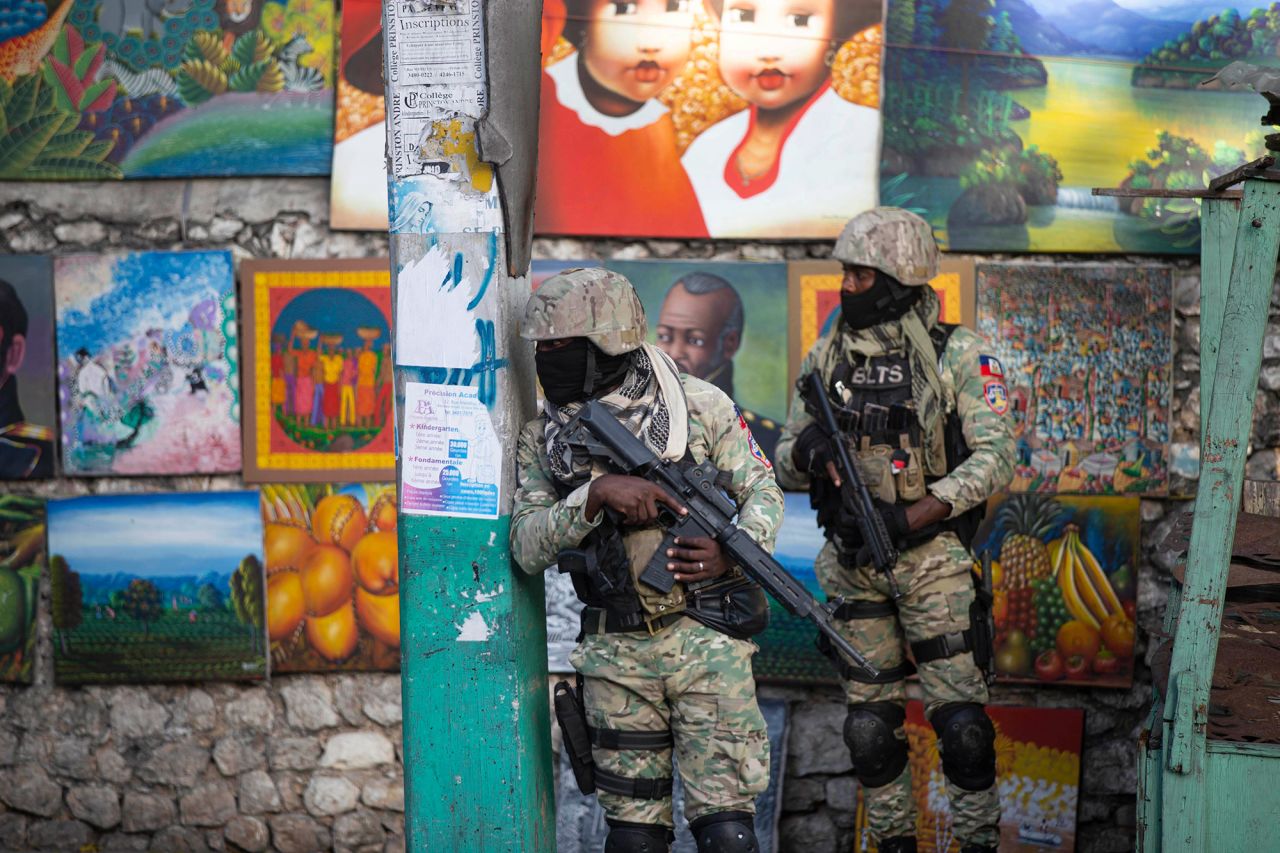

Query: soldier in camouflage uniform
[[511, 268, 784, 853], [776, 209, 1014, 853]]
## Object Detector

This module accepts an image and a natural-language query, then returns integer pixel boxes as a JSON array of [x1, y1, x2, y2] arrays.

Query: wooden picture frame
[[786, 256, 977, 390], [240, 259, 395, 483]]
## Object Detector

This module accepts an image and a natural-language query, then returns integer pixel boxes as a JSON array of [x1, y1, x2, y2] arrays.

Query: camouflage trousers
[[816, 531, 1000, 848], [569, 615, 770, 827]]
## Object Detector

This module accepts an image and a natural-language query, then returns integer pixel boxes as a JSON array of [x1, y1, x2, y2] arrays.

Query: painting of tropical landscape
[[882, 0, 1280, 253], [47, 491, 266, 684]]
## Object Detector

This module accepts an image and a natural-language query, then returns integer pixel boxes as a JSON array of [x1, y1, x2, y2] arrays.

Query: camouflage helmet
[[521, 267, 647, 355], [833, 207, 939, 285]]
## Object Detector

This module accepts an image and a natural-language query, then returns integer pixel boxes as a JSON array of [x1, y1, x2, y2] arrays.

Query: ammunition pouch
[[684, 575, 770, 640]]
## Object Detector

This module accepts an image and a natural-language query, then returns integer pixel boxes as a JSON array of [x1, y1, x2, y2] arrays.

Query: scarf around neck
[[819, 286, 951, 475], [542, 343, 689, 486]]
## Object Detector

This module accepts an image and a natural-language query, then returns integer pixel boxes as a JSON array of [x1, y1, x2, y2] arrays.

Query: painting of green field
[[882, 0, 1280, 253], [47, 490, 266, 685]]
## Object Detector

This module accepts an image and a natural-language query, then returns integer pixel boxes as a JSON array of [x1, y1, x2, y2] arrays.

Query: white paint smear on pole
[[395, 245, 480, 369], [455, 611, 492, 642]]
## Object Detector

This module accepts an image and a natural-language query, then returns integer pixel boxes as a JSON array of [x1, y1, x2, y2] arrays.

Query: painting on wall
[[0, 495, 45, 684], [0, 255, 57, 479], [47, 490, 267, 685], [975, 494, 1139, 689], [535, 0, 884, 239], [240, 259, 394, 482], [55, 250, 240, 476], [852, 702, 1084, 852], [0, 0, 335, 180], [752, 490, 840, 683], [608, 259, 788, 461], [261, 482, 398, 672], [977, 263, 1172, 495], [328, 0, 385, 229], [787, 257, 976, 390], [880, 0, 1280, 253]]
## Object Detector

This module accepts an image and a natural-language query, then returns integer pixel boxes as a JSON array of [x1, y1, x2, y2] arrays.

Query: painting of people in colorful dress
[[240, 260, 395, 482]]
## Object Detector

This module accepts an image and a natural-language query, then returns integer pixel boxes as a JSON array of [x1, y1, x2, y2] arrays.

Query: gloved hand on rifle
[[847, 500, 911, 566], [793, 423, 834, 478]]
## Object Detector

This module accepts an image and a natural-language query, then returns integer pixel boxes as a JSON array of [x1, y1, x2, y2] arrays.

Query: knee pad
[[604, 821, 673, 853], [843, 701, 908, 789], [689, 811, 757, 853], [931, 702, 997, 791]]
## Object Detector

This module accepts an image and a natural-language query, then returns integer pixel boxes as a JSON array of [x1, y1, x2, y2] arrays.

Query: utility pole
[[380, 2, 551, 849]]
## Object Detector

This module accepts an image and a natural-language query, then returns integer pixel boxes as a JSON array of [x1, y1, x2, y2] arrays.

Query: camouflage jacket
[[776, 324, 1014, 518], [510, 375, 785, 583]]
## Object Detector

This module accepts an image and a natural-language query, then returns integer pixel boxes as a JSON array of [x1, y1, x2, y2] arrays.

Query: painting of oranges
[[261, 483, 399, 672]]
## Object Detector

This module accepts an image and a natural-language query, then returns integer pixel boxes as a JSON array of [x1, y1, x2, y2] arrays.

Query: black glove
[[851, 501, 911, 567], [793, 423, 833, 477]]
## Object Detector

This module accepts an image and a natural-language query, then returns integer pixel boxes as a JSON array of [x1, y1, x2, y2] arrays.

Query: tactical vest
[[811, 323, 986, 551], [550, 476, 689, 633]]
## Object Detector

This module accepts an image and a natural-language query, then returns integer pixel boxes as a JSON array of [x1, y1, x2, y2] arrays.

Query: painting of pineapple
[[995, 495, 1063, 590]]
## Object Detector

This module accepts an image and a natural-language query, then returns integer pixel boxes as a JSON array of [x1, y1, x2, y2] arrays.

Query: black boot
[[878, 837, 918, 853]]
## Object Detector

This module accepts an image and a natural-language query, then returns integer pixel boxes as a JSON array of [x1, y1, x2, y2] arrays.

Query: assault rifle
[[558, 400, 878, 679], [799, 372, 903, 599]]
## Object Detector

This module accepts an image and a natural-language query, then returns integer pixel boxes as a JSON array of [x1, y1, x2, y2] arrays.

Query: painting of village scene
[[261, 482, 399, 672], [977, 263, 1172, 495], [0, 0, 334, 180], [0, 495, 46, 684], [55, 250, 240, 476], [46, 491, 267, 685], [241, 260, 394, 482], [881, 0, 1280, 253]]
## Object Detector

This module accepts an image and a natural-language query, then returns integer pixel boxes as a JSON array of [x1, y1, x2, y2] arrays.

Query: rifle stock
[[559, 401, 878, 679]]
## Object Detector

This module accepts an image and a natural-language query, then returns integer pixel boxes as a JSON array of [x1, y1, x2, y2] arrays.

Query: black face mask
[[841, 272, 919, 331], [535, 339, 631, 406]]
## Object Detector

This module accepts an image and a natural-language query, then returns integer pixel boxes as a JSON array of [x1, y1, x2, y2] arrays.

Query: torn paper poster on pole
[[384, 0, 488, 179], [400, 382, 500, 519]]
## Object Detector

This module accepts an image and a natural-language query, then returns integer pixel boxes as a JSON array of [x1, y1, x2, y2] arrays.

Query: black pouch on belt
[[553, 678, 596, 794], [686, 575, 770, 640]]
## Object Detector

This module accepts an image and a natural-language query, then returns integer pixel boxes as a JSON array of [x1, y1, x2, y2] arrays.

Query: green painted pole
[[381, 2, 554, 849], [1161, 177, 1280, 852]]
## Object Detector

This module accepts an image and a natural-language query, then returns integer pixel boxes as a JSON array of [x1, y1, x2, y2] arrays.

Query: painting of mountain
[[992, 0, 1089, 57], [881, 0, 1280, 253], [1026, 0, 1190, 57]]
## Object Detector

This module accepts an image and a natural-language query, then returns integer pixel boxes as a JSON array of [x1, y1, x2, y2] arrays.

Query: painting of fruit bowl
[[973, 494, 1139, 688]]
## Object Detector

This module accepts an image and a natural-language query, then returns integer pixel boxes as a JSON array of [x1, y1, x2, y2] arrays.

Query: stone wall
[[1, 177, 1278, 853]]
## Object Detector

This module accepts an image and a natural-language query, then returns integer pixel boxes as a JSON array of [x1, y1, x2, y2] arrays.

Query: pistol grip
[[639, 533, 678, 594]]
